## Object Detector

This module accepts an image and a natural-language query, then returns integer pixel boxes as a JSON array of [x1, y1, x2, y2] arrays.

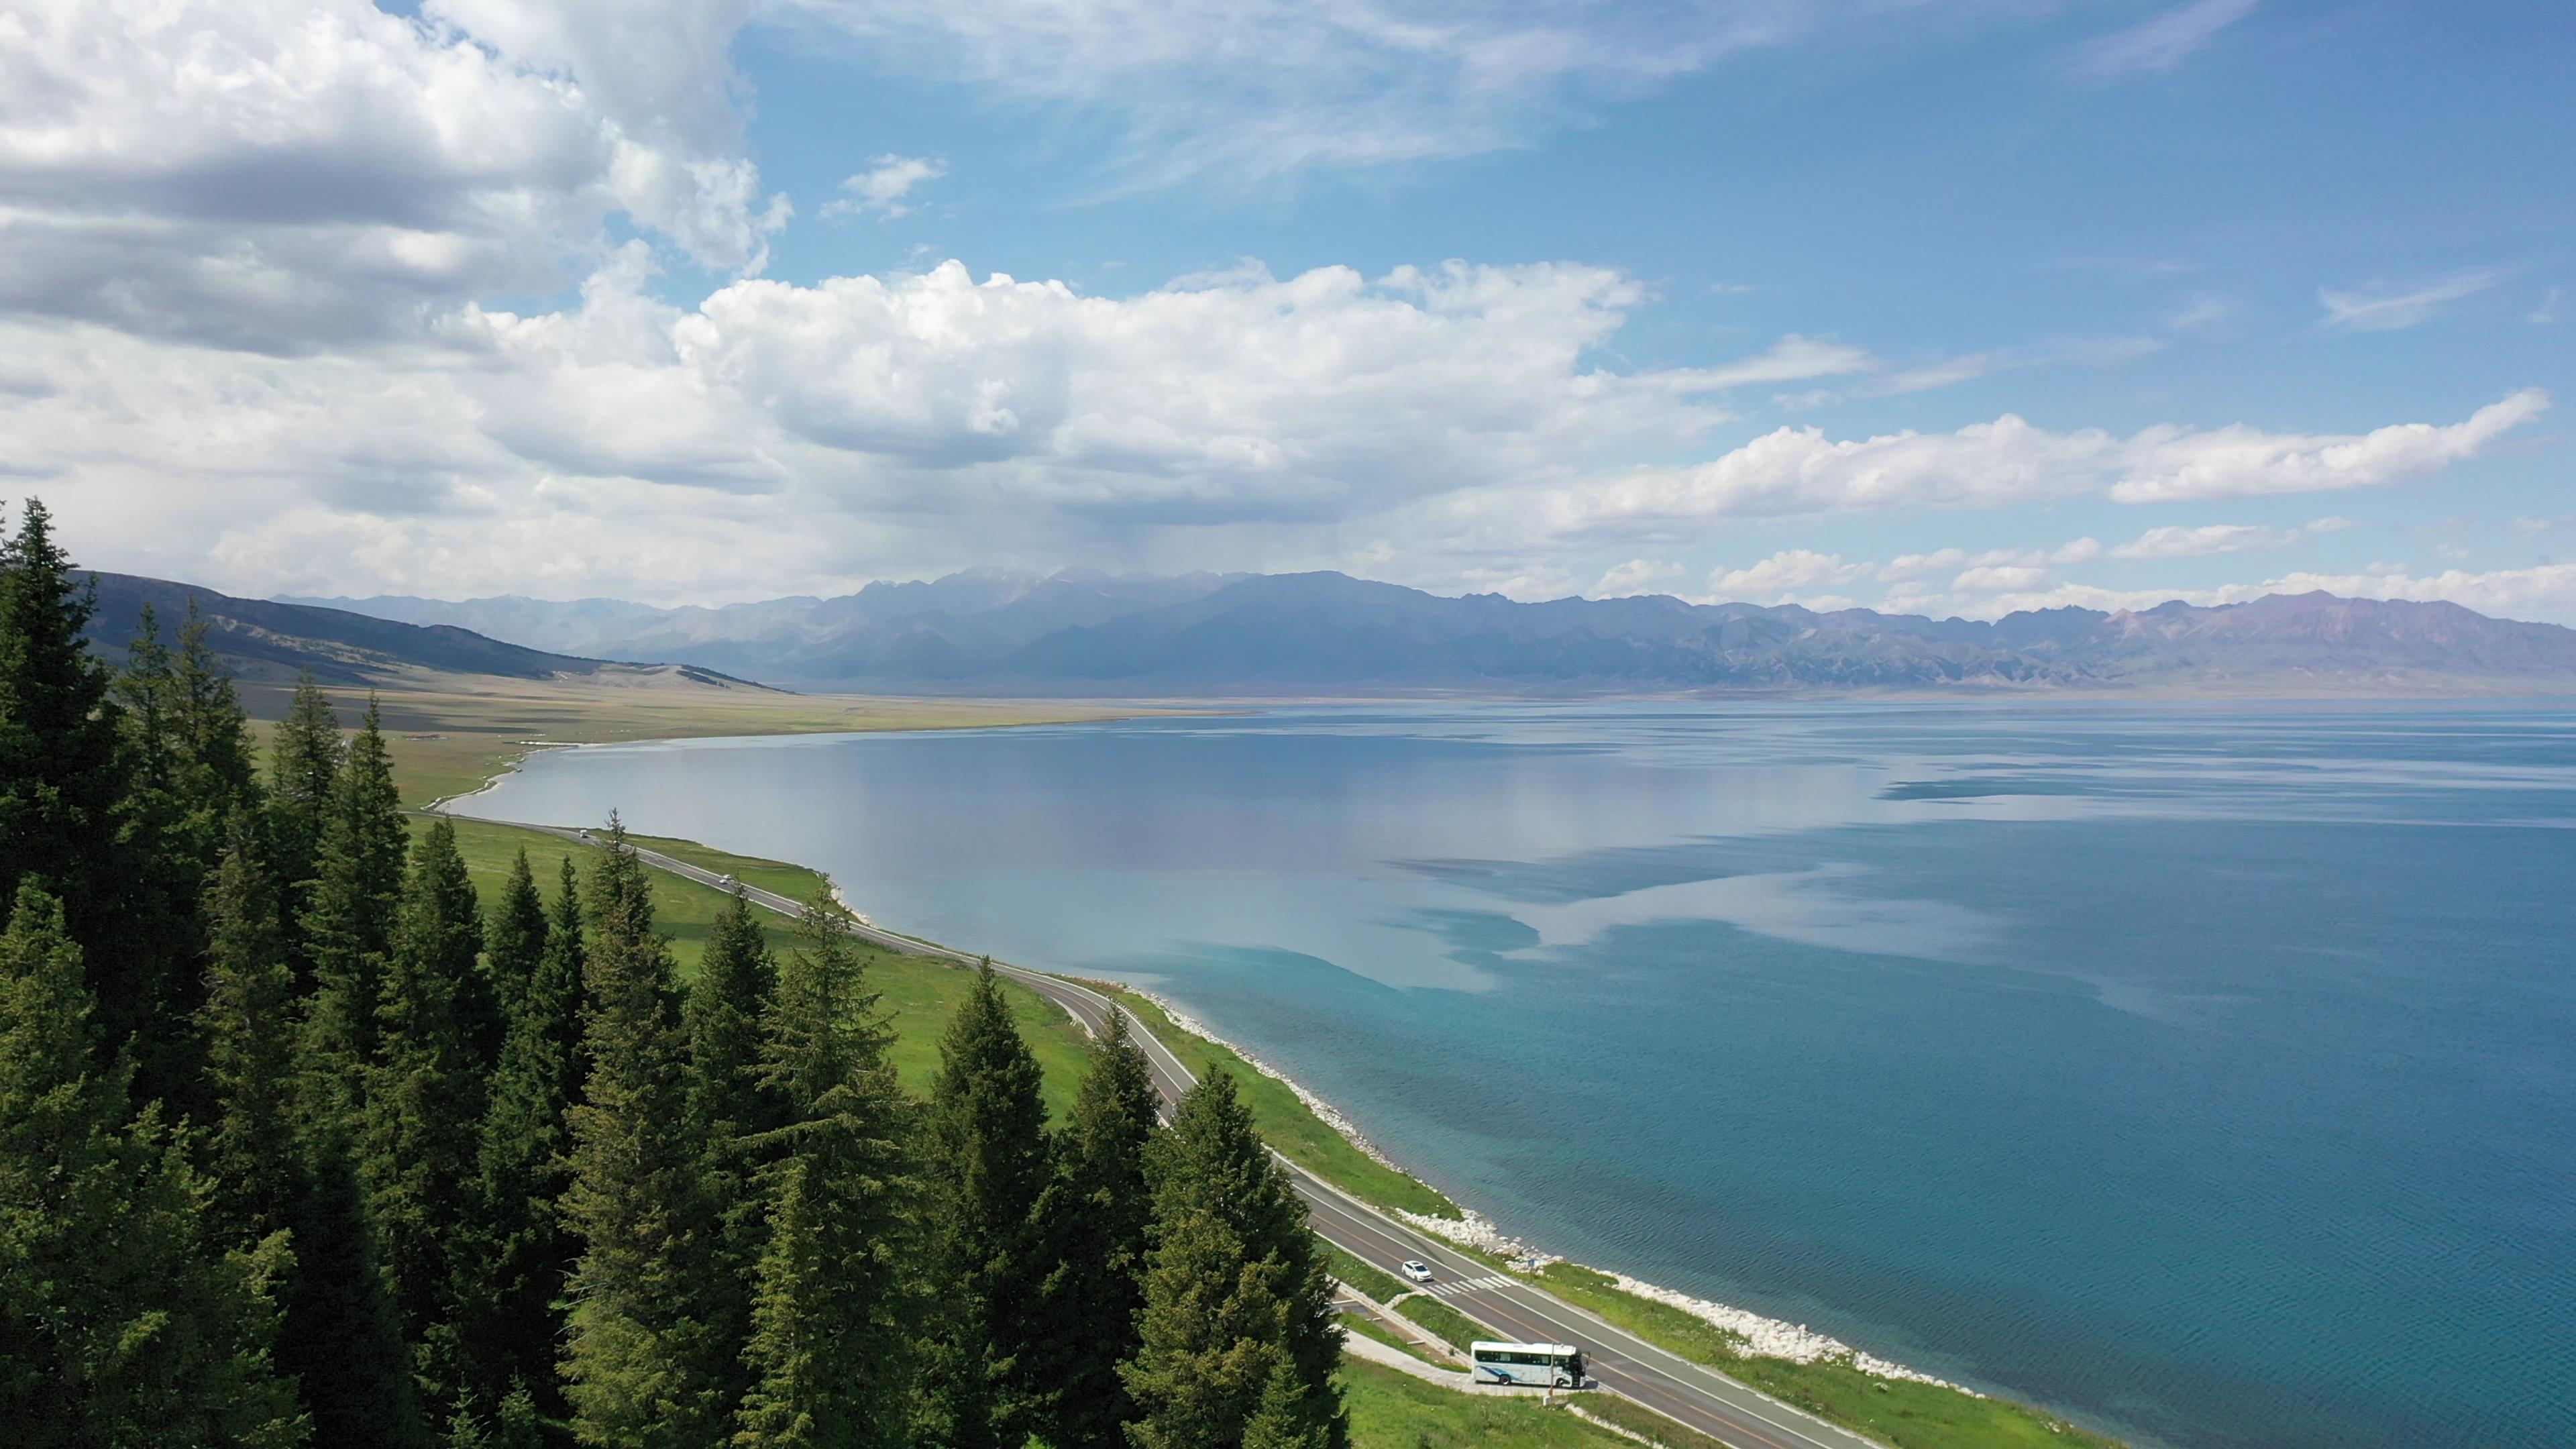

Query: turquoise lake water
[[461, 702, 2575, 1448]]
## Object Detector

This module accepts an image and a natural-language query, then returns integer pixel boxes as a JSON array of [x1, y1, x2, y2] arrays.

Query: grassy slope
[[1339, 1311, 1457, 1371], [416, 810, 1095, 1124], [1102, 988, 1462, 1220], [1391, 1295, 1485, 1357], [1342, 1359, 1631, 1449]]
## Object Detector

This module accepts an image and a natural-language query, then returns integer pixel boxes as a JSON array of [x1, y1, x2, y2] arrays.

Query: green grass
[[1391, 1295, 1484, 1357], [1104, 989, 1461, 1221], [417, 814, 1095, 1122], [626, 833, 837, 910], [1329, 1246, 1411, 1305], [1342, 1358, 1630, 1449], [1513, 1264, 2127, 1449], [1571, 1394, 1733, 1449], [1339, 1310, 1458, 1370]]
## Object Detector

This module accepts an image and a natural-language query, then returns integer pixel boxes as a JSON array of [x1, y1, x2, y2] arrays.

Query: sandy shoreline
[[1132, 992, 1977, 1395]]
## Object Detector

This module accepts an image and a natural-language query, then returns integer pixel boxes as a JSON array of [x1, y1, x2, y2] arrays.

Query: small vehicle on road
[[1400, 1260, 1434, 1284], [718, 872, 738, 889]]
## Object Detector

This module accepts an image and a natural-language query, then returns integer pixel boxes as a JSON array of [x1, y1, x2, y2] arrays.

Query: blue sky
[[5, 0, 2571, 618]]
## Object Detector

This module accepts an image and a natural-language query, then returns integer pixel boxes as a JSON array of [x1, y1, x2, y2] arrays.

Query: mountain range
[[284, 569, 2576, 696]]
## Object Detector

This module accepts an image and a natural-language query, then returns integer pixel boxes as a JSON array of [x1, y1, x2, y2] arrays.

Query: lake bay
[[461, 701, 2576, 1449]]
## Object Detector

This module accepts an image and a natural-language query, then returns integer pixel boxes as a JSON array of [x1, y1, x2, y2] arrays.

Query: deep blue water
[[462, 702, 2576, 1448]]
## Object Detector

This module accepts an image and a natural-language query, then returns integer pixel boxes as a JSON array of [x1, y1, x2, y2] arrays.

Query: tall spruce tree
[[301, 697, 406, 1123], [172, 600, 258, 820], [198, 826, 302, 1246], [0, 884, 309, 1448], [686, 888, 792, 1419], [454, 852, 579, 1422], [918, 960, 1056, 1449], [265, 674, 340, 989], [0, 502, 164, 1088], [559, 822, 726, 1448], [278, 1118, 435, 1449], [360, 817, 490, 1406], [1037, 1010, 1163, 1449], [1121, 1071, 1345, 1449], [112, 605, 222, 1118], [733, 899, 921, 1449]]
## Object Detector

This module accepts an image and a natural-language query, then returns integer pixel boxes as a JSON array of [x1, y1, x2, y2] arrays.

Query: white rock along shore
[[1132, 989, 1978, 1396]]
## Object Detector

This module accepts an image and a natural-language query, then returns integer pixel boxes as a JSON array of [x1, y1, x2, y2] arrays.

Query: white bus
[[1469, 1340, 1585, 1388]]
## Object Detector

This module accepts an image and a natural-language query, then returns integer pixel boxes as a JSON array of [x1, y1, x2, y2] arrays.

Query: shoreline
[[1132, 990, 1980, 1397]]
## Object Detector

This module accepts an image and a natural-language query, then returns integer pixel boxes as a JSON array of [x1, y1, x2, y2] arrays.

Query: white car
[[1400, 1260, 1434, 1285]]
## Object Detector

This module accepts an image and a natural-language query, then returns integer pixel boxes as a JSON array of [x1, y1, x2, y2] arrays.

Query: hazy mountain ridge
[[289, 570, 2576, 696], [83, 572, 771, 692]]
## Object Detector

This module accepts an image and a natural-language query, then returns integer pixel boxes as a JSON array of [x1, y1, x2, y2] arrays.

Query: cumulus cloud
[[1525, 390, 2544, 539], [2068, 0, 2259, 78], [2318, 270, 2504, 332], [1592, 559, 1686, 596], [1703, 549, 1874, 603], [10, 254, 1749, 598], [823, 156, 950, 220], [2104, 390, 2547, 502], [0, 0, 784, 353]]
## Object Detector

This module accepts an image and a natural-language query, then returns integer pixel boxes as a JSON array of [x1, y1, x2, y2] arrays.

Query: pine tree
[[559, 821, 725, 1448], [301, 696, 407, 1124], [1120, 1071, 1345, 1449], [482, 849, 549, 1062], [265, 674, 341, 989], [0, 502, 163, 1087], [113, 601, 221, 1112], [360, 817, 490, 1405], [0, 884, 309, 1447], [1240, 1350, 1332, 1449], [453, 853, 580, 1422], [688, 888, 792, 1417], [172, 599, 258, 821], [277, 1118, 435, 1449], [733, 898, 920, 1449], [1037, 1010, 1163, 1449], [917, 960, 1056, 1449], [198, 826, 302, 1246]]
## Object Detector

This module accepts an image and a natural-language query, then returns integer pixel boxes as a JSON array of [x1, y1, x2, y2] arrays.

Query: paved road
[[488, 820, 1879, 1449]]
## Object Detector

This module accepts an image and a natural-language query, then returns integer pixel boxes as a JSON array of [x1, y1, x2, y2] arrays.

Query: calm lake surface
[[462, 702, 2576, 1448]]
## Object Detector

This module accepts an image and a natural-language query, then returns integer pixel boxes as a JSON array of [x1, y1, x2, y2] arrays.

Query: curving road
[[486, 819, 1881, 1449]]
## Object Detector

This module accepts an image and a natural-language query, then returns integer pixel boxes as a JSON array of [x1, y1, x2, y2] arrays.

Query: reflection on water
[[463, 700, 2576, 1449]]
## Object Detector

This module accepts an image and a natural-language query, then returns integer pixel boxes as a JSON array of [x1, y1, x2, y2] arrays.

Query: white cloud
[[2319, 270, 2504, 332], [0, 0, 786, 353], [1592, 559, 1686, 597], [2511, 516, 2563, 536], [822, 156, 949, 220], [12, 254, 1756, 599], [1877, 539, 2100, 582], [2107, 517, 2352, 559], [2532, 286, 2565, 325], [2068, 0, 2259, 79], [1704, 549, 1874, 603], [1680, 335, 1879, 391], [2104, 389, 2548, 502], [1524, 390, 2544, 539]]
